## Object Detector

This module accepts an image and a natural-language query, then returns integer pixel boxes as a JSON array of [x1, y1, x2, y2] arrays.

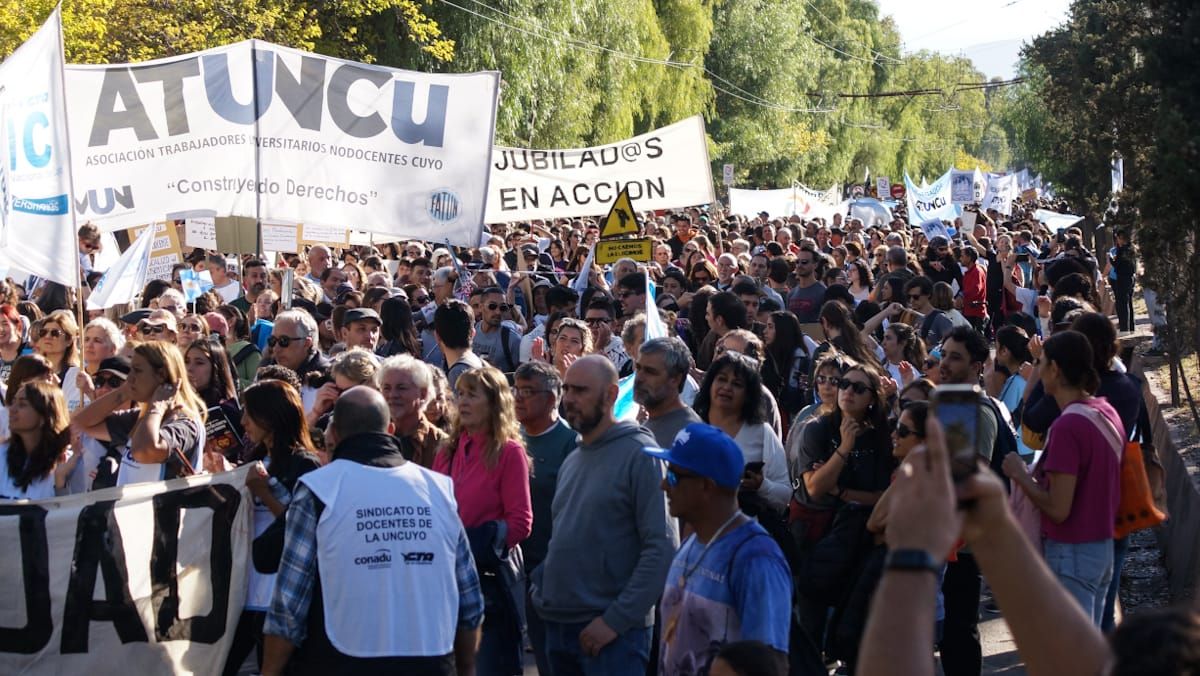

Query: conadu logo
[[354, 548, 393, 570]]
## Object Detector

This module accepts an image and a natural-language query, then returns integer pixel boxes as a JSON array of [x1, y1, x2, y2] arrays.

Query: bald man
[[531, 356, 677, 673], [262, 386, 484, 676]]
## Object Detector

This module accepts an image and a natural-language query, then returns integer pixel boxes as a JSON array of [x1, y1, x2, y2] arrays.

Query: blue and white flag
[[0, 7, 78, 286], [614, 266, 670, 421], [905, 171, 960, 224], [85, 225, 154, 309], [179, 268, 214, 303], [919, 219, 952, 242]]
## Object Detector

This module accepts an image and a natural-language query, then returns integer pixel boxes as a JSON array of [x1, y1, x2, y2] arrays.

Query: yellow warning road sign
[[599, 187, 639, 237], [595, 238, 653, 265]]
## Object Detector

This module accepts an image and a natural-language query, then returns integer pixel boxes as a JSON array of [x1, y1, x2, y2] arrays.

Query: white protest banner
[[0, 466, 253, 675], [485, 116, 714, 222], [981, 173, 1019, 215], [729, 187, 798, 219], [65, 40, 499, 247], [0, 7, 79, 286], [847, 198, 892, 227], [1033, 208, 1084, 232], [905, 171, 959, 223], [261, 222, 299, 252], [876, 177, 889, 200]]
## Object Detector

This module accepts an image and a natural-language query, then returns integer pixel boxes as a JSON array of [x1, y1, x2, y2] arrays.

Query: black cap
[[95, 356, 131, 378], [343, 308, 381, 325], [119, 309, 151, 325]]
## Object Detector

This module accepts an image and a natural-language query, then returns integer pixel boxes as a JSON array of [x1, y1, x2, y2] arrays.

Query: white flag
[[86, 226, 154, 309], [1111, 157, 1124, 195], [0, 7, 78, 286]]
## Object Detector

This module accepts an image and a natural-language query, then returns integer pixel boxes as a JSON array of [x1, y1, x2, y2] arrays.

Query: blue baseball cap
[[642, 423, 744, 490]]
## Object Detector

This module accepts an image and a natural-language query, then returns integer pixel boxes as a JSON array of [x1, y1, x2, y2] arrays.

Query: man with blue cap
[[643, 423, 792, 675]]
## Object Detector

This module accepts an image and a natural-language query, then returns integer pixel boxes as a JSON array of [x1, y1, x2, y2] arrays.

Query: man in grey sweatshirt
[[532, 355, 677, 674]]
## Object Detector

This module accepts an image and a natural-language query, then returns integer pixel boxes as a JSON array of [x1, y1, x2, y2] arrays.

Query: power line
[[438, 0, 838, 114], [801, 0, 904, 64]]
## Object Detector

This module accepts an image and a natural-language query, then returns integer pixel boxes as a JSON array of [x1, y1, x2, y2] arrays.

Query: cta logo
[[353, 548, 393, 570], [403, 552, 435, 566]]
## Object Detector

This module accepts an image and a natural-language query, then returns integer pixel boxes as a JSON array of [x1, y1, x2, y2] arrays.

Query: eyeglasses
[[584, 317, 610, 326], [511, 386, 551, 400], [895, 424, 918, 439], [268, 335, 305, 348], [837, 378, 871, 395], [38, 328, 64, 339], [139, 324, 167, 335], [814, 374, 838, 386], [486, 303, 510, 312], [94, 375, 125, 389], [665, 466, 703, 488]]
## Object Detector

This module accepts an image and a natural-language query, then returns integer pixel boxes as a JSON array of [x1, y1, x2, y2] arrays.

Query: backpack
[[232, 341, 261, 367], [982, 394, 1019, 491]]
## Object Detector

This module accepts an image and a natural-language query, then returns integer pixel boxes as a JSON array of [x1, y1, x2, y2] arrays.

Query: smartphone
[[931, 384, 982, 482], [743, 461, 765, 477]]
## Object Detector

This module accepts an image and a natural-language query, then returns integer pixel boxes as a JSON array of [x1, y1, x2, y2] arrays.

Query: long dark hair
[[766, 310, 807, 372], [820, 301, 874, 366], [694, 352, 764, 425], [827, 358, 890, 432], [186, 338, 238, 407], [242, 380, 319, 471], [6, 381, 69, 490], [886, 322, 927, 368], [379, 296, 421, 356]]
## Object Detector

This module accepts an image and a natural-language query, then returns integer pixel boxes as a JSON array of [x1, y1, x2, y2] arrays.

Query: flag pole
[[53, 6, 87, 361]]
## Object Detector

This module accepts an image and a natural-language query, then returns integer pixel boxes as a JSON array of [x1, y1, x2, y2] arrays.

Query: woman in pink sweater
[[435, 365, 531, 675]]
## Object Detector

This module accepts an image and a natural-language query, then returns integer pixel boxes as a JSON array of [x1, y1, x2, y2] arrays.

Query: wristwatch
[[884, 548, 941, 575]]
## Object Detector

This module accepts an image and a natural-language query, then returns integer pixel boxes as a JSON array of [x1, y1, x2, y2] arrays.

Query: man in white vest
[[261, 387, 484, 676]]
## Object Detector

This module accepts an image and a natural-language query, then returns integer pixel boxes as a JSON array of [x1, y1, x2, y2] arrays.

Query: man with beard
[[532, 355, 677, 674], [636, 337, 701, 448]]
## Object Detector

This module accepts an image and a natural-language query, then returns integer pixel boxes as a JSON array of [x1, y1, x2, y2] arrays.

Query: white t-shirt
[[0, 442, 58, 500], [214, 280, 242, 303], [732, 422, 791, 511]]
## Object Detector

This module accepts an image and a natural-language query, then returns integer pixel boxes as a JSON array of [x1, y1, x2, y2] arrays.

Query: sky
[[874, 0, 1072, 78]]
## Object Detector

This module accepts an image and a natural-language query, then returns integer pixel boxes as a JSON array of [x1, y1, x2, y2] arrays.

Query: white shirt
[[214, 280, 242, 303], [0, 442, 58, 500], [732, 423, 791, 511]]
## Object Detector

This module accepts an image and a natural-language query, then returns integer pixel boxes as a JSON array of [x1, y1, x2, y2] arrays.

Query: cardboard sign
[[261, 222, 300, 253], [596, 238, 652, 265], [184, 217, 218, 249], [298, 223, 349, 247], [128, 220, 183, 281]]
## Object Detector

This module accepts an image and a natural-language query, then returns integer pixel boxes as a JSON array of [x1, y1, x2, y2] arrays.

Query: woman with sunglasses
[[0, 381, 73, 499], [435, 366, 531, 676], [693, 352, 791, 512], [33, 309, 86, 414], [222, 379, 322, 676], [71, 341, 206, 486], [791, 359, 895, 660], [177, 314, 209, 351]]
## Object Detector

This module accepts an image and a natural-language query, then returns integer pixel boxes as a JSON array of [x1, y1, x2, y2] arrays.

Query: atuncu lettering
[[87, 49, 449, 148]]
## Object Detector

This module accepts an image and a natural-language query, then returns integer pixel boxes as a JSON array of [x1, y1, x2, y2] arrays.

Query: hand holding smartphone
[[931, 384, 983, 483]]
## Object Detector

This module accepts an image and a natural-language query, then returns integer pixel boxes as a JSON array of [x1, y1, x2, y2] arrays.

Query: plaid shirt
[[263, 482, 485, 646]]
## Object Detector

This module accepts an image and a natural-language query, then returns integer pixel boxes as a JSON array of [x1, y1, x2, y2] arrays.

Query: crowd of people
[[0, 194, 1193, 676]]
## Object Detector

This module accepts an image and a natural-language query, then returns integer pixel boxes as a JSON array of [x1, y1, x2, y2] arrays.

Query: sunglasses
[[584, 317, 610, 326], [895, 424, 919, 439], [139, 324, 167, 335], [268, 335, 304, 348], [814, 374, 838, 386], [617, 291, 641, 299], [666, 467, 702, 488], [181, 323, 205, 332], [94, 375, 125, 389], [486, 303, 510, 312], [838, 378, 871, 395], [38, 328, 64, 339]]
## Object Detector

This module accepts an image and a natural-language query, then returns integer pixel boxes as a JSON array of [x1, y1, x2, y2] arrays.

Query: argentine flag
[[613, 271, 668, 421]]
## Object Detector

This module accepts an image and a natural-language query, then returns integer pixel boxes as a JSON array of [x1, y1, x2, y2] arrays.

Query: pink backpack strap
[[1062, 401, 1123, 462]]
